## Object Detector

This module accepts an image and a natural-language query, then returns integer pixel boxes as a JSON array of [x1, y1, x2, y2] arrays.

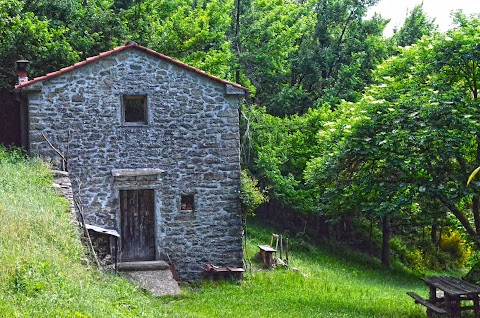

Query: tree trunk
[[474, 134, 480, 234], [431, 223, 438, 246], [439, 195, 477, 240], [234, 0, 241, 84], [381, 216, 391, 267]]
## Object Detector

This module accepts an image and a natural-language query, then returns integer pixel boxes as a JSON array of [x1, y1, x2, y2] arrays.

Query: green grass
[[0, 149, 428, 317], [0, 151, 164, 317], [160, 223, 426, 317]]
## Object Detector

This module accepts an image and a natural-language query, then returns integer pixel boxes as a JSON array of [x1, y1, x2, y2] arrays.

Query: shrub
[[404, 248, 426, 272], [240, 169, 268, 216], [0, 146, 25, 163], [438, 230, 471, 268], [389, 228, 471, 272]]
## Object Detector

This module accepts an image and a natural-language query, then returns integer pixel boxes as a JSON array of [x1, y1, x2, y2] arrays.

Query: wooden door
[[120, 189, 155, 261]]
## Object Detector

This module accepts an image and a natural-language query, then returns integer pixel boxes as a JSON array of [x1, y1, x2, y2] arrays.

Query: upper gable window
[[122, 95, 147, 125]]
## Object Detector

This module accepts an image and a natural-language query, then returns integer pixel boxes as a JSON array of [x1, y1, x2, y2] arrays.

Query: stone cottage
[[16, 42, 247, 281]]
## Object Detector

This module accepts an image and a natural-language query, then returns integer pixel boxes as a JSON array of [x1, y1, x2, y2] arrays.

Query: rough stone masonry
[[17, 43, 247, 281]]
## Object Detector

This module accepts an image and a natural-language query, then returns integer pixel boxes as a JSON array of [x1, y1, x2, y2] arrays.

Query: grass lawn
[[161, 224, 426, 318], [0, 149, 427, 317]]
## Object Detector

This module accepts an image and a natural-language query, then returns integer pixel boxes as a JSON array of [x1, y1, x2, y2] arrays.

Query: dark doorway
[[120, 189, 155, 261], [0, 91, 21, 146]]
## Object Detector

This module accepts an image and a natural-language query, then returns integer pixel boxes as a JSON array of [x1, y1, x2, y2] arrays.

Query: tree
[[237, 0, 315, 112], [242, 105, 331, 212], [121, 0, 236, 79], [391, 4, 437, 47], [22, 0, 126, 59], [287, 0, 389, 114], [0, 0, 78, 89], [235, 0, 390, 116], [304, 15, 480, 265]]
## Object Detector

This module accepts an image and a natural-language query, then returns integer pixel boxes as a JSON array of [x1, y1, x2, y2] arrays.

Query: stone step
[[117, 260, 170, 271], [117, 261, 182, 297]]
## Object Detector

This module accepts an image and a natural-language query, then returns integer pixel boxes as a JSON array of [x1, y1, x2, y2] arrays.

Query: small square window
[[123, 95, 147, 124], [181, 195, 194, 211]]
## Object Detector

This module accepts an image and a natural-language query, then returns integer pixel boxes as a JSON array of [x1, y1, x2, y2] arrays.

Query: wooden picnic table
[[409, 275, 480, 317]]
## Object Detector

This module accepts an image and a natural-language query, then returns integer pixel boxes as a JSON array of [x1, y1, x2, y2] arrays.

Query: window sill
[[122, 122, 149, 127]]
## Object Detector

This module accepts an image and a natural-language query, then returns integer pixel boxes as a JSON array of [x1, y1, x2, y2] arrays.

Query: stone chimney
[[16, 60, 30, 84]]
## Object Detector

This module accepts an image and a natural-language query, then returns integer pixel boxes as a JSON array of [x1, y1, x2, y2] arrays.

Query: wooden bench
[[407, 292, 448, 317], [204, 264, 244, 281], [258, 245, 276, 269]]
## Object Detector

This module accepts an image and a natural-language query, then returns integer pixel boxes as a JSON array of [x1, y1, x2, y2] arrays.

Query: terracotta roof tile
[[15, 43, 248, 92]]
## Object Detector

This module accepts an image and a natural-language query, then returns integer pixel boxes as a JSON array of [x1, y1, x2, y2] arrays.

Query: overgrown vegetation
[[244, 13, 480, 271], [240, 169, 268, 216]]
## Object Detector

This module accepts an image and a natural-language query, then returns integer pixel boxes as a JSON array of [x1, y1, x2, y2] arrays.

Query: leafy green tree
[[435, 12, 480, 242], [68, 0, 126, 58], [21, 0, 126, 58], [122, 0, 236, 79], [287, 0, 389, 114], [235, 0, 393, 117], [242, 105, 331, 212], [391, 4, 437, 47], [0, 0, 78, 89], [237, 0, 315, 111], [305, 15, 480, 265]]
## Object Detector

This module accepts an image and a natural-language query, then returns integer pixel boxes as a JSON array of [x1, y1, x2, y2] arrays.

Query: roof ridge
[[15, 43, 248, 92]]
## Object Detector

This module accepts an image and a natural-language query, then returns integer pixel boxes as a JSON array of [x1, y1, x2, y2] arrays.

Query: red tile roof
[[15, 42, 248, 92]]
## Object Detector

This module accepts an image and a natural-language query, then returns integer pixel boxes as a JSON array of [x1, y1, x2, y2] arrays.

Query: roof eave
[[15, 44, 249, 93]]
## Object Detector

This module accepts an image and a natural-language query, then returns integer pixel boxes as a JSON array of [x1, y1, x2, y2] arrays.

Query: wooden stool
[[258, 245, 276, 269]]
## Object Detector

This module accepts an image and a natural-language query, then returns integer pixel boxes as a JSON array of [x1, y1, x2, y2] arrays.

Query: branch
[[74, 196, 101, 269], [42, 132, 67, 171], [437, 195, 477, 239], [327, 8, 355, 79]]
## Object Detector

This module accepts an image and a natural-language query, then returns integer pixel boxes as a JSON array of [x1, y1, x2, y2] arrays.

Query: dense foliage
[[0, 0, 391, 107], [260, 13, 479, 267], [242, 10, 480, 269], [240, 169, 268, 216]]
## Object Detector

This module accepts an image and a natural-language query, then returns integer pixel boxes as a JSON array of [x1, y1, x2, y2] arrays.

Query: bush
[[0, 146, 25, 163], [240, 169, 268, 216], [438, 230, 471, 268], [404, 248, 426, 272], [389, 228, 471, 272]]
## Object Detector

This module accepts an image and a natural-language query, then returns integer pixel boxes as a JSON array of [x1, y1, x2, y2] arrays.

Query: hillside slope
[[0, 150, 163, 317]]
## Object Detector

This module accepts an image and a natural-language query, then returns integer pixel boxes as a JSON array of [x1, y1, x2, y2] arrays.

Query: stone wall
[[22, 48, 244, 280]]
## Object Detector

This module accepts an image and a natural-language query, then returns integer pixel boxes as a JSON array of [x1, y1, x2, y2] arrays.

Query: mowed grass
[[161, 224, 426, 318], [1, 149, 427, 317]]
